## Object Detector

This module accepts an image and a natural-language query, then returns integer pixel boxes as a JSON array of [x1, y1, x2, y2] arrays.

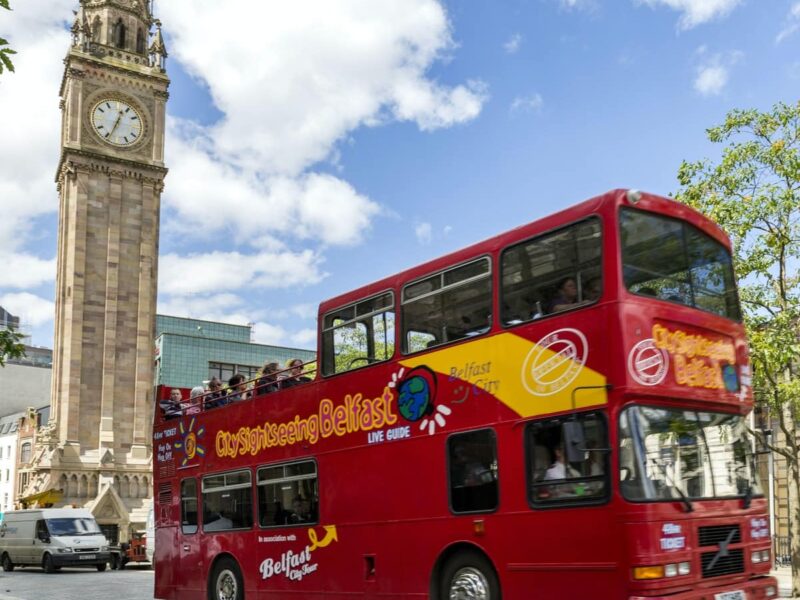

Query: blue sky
[[0, 0, 798, 351]]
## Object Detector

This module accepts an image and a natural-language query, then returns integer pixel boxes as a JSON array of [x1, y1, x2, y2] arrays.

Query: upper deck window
[[322, 292, 395, 376], [620, 208, 741, 321], [501, 218, 602, 326], [402, 257, 492, 354]]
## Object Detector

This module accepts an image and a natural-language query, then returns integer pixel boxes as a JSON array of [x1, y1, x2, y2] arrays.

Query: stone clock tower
[[18, 0, 169, 542]]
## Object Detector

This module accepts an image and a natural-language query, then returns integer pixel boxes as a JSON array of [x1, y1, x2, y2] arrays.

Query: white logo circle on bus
[[522, 328, 588, 396], [628, 338, 669, 386]]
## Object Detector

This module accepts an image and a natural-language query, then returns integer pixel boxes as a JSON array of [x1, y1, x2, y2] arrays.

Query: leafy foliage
[[0, 0, 15, 75], [676, 101, 800, 415], [0, 328, 25, 366], [676, 101, 800, 592]]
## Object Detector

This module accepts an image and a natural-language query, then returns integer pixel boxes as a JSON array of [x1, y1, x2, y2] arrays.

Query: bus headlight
[[678, 561, 690, 575], [752, 551, 762, 563], [664, 563, 678, 577], [766, 585, 777, 597]]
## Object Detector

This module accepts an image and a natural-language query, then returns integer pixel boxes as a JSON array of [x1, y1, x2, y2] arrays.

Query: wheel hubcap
[[448, 566, 490, 600], [216, 569, 238, 600]]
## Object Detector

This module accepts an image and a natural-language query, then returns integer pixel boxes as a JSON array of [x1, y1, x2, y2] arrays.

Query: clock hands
[[109, 111, 124, 137]]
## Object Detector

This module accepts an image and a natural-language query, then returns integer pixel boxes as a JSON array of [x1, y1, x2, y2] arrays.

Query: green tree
[[0, 0, 16, 75], [0, 328, 25, 366], [676, 101, 800, 593]]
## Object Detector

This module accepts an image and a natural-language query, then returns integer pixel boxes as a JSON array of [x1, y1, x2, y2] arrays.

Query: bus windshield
[[620, 208, 741, 321], [619, 406, 762, 502], [46, 518, 101, 536]]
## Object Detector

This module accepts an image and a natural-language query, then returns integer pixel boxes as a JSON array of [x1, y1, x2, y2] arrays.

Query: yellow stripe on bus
[[399, 332, 607, 418]]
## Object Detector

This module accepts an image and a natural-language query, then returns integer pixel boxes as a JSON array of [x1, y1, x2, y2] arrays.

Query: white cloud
[[415, 222, 433, 245], [504, 33, 522, 54], [290, 328, 318, 348], [0, 2, 70, 286], [158, 0, 487, 176], [158, 250, 326, 296], [510, 93, 544, 114], [776, 2, 800, 43], [694, 65, 728, 96], [250, 321, 289, 346], [693, 49, 742, 96], [636, 0, 742, 29], [0, 293, 55, 327], [0, 253, 56, 289]]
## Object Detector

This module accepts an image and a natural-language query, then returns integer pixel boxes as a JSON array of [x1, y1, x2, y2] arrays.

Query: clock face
[[91, 99, 143, 146]]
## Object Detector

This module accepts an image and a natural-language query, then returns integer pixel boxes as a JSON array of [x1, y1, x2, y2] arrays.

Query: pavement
[[773, 566, 796, 599], [0, 564, 154, 600]]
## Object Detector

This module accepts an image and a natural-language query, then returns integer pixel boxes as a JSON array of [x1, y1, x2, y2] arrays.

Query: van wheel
[[1, 553, 14, 572], [439, 550, 500, 600], [42, 553, 55, 574], [209, 557, 244, 600]]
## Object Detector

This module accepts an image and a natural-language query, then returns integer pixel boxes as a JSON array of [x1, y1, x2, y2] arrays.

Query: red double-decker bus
[[153, 189, 777, 600]]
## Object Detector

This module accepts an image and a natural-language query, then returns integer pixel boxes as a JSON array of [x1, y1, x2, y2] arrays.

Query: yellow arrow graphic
[[308, 525, 338, 552]]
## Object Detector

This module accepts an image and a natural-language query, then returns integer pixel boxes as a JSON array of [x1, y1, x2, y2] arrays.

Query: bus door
[[178, 477, 204, 593], [522, 412, 619, 595]]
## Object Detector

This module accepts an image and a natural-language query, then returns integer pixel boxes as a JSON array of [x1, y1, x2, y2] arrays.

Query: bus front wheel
[[440, 550, 500, 600], [209, 557, 244, 600]]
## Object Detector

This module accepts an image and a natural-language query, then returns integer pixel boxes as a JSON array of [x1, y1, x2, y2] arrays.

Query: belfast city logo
[[628, 338, 669, 386], [522, 328, 588, 396]]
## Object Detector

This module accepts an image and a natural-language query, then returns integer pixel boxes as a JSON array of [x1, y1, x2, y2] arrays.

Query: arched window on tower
[[90, 475, 98, 497], [113, 475, 120, 494], [59, 474, 68, 495], [113, 18, 126, 49], [140, 476, 149, 498], [121, 476, 130, 498], [92, 16, 101, 43], [69, 474, 79, 497], [136, 28, 145, 54]]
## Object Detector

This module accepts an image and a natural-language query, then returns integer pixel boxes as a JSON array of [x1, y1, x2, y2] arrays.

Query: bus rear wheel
[[440, 550, 500, 600], [209, 557, 244, 600]]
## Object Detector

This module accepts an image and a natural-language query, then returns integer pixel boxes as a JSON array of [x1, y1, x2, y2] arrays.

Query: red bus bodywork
[[153, 190, 777, 600]]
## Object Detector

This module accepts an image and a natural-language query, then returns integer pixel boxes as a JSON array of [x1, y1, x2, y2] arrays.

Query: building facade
[[155, 315, 316, 390], [0, 412, 22, 516], [20, 0, 169, 543]]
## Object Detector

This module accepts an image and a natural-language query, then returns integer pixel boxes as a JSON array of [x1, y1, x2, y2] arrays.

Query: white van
[[0, 508, 110, 573]]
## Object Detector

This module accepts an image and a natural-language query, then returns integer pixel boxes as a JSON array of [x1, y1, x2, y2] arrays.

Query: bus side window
[[527, 412, 609, 506], [402, 258, 492, 355], [201, 470, 253, 532], [501, 217, 602, 325], [322, 293, 395, 376], [447, 429, 498, 513], [257, 460, 318, 528], [180, 478, 198, 534]]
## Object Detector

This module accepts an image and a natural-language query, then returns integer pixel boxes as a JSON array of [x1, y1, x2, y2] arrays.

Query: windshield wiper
[[650, 458, 693, 513]]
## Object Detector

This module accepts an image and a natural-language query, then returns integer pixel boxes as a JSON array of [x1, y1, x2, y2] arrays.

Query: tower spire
[[148, 19, 167, 71]]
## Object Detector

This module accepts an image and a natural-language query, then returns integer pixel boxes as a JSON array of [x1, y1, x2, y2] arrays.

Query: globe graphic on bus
[[397, 368, 436, 421]]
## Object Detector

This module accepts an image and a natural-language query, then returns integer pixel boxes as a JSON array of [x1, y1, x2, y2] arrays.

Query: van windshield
[[46, 518, 101, 536]]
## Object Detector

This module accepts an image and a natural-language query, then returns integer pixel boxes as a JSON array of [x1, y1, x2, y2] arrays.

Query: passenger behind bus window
[[281, 359, 312, 389], [254, 362, 281, 396], [204, 377, 229, 409], [452, 444, 492, 487], [289, 496, 312, 523], [585, 277, 602, 302], [160, 388, 183, 420], [227, 373, 249, 402], [548, 277, 579, 313]]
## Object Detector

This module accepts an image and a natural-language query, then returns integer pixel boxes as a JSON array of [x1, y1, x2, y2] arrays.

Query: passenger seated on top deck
[[185, 386, 205, 415], [160, 388, 183, 419], [281, 358, 312, 389], [227, 373, 249, 402], [204, 376, 229, 409], [254, 362, 281, 396]]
